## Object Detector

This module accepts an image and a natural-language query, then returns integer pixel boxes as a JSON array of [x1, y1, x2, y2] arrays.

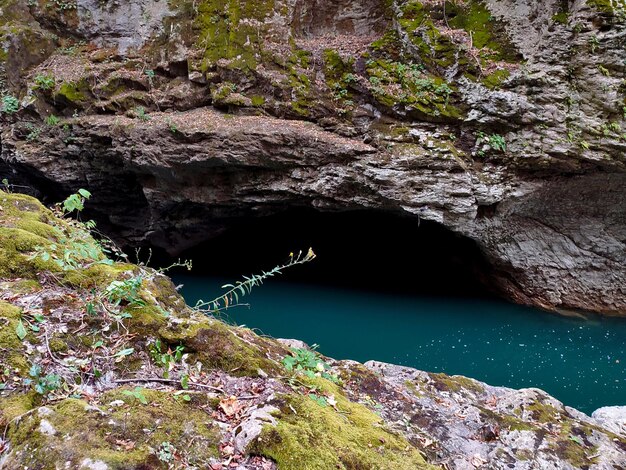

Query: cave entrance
[[174, 208, 496, 299]]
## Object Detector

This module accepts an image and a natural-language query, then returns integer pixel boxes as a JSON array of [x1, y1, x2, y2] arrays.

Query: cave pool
[[174, 275, 626, 415]]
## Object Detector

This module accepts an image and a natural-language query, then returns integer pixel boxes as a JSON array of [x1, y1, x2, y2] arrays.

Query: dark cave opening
[[170, 209, 497, 299]]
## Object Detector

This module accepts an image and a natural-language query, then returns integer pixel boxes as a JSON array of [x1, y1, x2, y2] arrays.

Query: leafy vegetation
[[122, 387, 149, 405], [105, 275, 145, 307], [134, 106, 150, 121], [194, 248, 317, 314], [31, 189, 113, 271], [477, 132, 507, 153], [157, 441, 176, 462], [1, 95, 19, 114], [45, 114, 60, 126], [34, 74, 55, 90], [149, 339, 185, 379], [282, 346, 338, 384], [25, 364, 62, 396]]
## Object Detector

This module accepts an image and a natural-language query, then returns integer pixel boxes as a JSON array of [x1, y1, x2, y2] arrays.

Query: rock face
[[0, 0, 625, 314], [361, 360, 626, 470], [0, 191, 625, 469], [592, 405, 626, 436]]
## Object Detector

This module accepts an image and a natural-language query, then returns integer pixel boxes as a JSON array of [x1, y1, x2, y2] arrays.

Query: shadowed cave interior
[[165, 209, 498, 299]]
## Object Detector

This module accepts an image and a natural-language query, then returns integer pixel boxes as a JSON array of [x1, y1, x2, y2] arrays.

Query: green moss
[[4, 279, 42, 294], [447, 1, 501, 52], [57, 80, 90, 104], [4, 391, 220, 468], [286, 51, 314, 116], [192, 0, 275, 71], [587, 0, 626, 16], [0, 300, 34, 372], [14, 218, 62, 239], [124, 302, 169, 336], [364, 58, 462, 121], [251, 381, 436, 470], [0, 391, 39, 423], [250, 95, 266, 106], [477, 406, 534, 432], [323, 49, 353, 86], [553, 422, 598, 467], [482, 68, 510, 89], [160, 317, 279, 376], [0, 192, 68, 279], [525, 401, 559, 423], [429, 373, 485, 394], [392, 0, 520, 89], [63, 262, 133, 289], [0, 301, 23, 350], [552, 11, 569, 25], [48, 337, 68, 353]]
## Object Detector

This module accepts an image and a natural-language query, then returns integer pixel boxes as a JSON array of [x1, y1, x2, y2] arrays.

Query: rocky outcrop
[[0, 0, 625, 314], [592, 405, 626, 436], [361, 360, 626, 469], [0, 190, 625, 469]]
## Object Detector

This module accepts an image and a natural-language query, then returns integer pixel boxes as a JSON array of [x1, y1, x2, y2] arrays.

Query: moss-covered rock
[[251, 380, 437, 470], [3, 391, 220, 469]]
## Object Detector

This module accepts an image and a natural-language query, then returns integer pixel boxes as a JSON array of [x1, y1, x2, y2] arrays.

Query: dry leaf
[[219, 396, 243, 418], [115, 439, 135, 450]]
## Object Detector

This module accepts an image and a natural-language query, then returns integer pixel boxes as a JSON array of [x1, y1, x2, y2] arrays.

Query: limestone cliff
[[0, 190, 625, 469], [0, 0, 625, 315]]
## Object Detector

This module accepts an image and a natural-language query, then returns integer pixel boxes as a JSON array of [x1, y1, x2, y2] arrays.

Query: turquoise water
[[174, 275, 626, 414]]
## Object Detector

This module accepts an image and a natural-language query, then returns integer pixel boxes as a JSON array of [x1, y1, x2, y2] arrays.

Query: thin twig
[[114, 377, 225, 394], [44, 331, 70, 368]]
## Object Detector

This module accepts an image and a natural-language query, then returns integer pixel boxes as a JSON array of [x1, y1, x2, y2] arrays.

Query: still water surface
[[175, 275, 626, 414]]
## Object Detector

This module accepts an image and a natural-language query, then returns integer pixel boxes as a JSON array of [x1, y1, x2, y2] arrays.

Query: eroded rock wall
[[0, 0, 625, 314]]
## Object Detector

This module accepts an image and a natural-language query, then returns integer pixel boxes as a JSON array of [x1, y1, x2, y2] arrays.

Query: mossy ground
[[251, 379, 437, 470], [5, 391, 220, 468]]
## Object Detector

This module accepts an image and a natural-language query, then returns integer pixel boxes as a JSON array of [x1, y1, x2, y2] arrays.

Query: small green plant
[[34, 74, 55, 90], [25, 364, 62, 395], [282, 345, 339, 383], [32, 189, 114, 271], [589, 35, 600, 53], [105, 275, 145, 307], [46, 114, 60, 126], [342, 73, 358, 85], [122, 387, 148, 404], [62, 188, 91, 213], [598, 65, 610, 77], [157, 442, 176, 462], [149, 339, 184, 378], [488, 133, 506, 152], [166, 118, 178, 134], [134, 106, 150, 121], [49, 0, 77, 11], [26, 123, 41, 141], [144, 69, 155, 86], [1, 95, 19, 114], [477, 132, 506, 152], [601, 122, 622, 136], [194, 248, 316, 313]]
